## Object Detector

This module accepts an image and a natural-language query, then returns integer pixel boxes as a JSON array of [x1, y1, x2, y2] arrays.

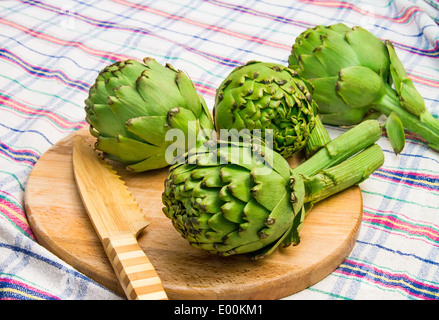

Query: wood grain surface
[[72, 137, 167, 300], [24, 127, 363, 300]]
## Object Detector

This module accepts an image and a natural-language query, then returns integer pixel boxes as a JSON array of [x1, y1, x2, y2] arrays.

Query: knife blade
[[72, 136, 168, 300]]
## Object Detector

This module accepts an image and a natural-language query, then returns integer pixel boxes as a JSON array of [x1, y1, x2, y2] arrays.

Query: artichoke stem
[[294, 119, 382, 177], [303, 144, 384, 204], [375, 84, 439, 151], [304, 115, 331, 158]]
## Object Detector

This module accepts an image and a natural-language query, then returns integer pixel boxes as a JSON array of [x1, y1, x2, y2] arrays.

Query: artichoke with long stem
[[85, 57, 214, 172], [288, 23, 439, 153], [162, 119, 384, 259], [213, 60, 317, 158]]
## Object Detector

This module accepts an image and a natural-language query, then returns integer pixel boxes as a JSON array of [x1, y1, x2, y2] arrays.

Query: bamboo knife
[[72, 136, 168, 300]]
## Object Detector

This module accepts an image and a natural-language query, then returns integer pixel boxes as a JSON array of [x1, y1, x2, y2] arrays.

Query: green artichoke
[[85, 57, 214, 172], [288, 23, 439, 153], [162, 119, 384, 258], [213, 60, 317, 158]]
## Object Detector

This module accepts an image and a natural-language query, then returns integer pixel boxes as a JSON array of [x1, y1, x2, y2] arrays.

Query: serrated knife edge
[[72, 136, 167, 300]]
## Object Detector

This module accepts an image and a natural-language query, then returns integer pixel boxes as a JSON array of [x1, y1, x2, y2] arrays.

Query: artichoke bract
[[162, 120, 384, 259], [85, 58, 214, 172], [213, 61, 317, 158], [288, 23, 439, 153]]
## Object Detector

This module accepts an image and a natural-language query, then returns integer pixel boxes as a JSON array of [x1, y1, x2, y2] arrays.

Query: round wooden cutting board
[[24, 127, 363, 300]]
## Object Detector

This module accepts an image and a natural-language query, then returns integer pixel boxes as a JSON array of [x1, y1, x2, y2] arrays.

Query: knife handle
[[102, 234, 168, 300]]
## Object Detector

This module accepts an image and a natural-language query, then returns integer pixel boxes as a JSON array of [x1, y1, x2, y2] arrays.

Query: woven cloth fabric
[[0, 0, 438, 300]]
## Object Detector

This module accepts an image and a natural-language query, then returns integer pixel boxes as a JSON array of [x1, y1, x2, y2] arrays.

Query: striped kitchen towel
[[0, 0, 438, 300]]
